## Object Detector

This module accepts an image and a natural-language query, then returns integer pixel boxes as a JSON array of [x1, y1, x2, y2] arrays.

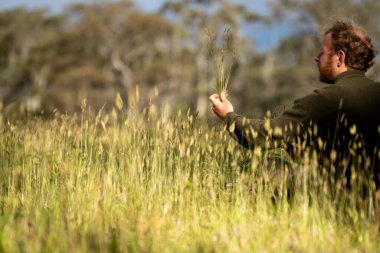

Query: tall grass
[[207, 28, 235, 97], [0, 101, 379, 252]]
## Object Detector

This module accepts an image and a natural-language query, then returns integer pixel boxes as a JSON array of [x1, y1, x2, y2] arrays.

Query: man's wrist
[[224, 111, 236, 124]]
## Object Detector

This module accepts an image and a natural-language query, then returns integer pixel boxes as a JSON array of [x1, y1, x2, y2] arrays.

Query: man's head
[[315, 20, 377, 83]]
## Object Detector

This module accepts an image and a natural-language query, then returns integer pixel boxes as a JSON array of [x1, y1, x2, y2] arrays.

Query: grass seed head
[[116, 93, 124, 111], [207, 27, 235, 97]]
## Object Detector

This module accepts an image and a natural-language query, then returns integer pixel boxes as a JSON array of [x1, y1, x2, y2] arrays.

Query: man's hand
[[208, 92, 234, 120]]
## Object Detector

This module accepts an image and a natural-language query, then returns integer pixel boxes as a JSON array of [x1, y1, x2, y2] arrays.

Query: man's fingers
[[209, 94, 218, 102], [209, 94, 223, 106]]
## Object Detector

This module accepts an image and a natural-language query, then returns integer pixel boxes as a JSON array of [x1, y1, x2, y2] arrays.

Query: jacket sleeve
[[224, 87, 341, 150]]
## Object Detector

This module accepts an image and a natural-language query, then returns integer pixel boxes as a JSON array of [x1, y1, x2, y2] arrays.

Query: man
[[209, 20, 380, 179]]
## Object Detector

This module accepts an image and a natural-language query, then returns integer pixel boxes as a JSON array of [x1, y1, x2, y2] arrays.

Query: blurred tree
[[0, 1, 173, 114], [0, 8, 62, 113], [52, 1, 173, 112]]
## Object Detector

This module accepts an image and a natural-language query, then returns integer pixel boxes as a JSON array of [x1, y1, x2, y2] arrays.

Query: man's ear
[[337, 50, 346, 67]]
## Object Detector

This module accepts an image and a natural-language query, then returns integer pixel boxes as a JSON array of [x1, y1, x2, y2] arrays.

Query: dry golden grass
[[0, 102, 379, 252]]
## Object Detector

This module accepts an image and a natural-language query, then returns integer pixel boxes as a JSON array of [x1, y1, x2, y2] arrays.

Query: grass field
[[0, 103, 379, 252]]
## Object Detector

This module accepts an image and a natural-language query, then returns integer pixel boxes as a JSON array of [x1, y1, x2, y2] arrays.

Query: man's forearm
[[224, 112, 268, 149]]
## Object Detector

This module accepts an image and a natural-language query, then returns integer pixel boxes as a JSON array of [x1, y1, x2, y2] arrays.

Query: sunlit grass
[[0, 102, 379, 252]]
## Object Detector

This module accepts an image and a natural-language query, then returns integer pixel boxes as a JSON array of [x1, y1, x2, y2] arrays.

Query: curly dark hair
[[325, 20, 377, 71]]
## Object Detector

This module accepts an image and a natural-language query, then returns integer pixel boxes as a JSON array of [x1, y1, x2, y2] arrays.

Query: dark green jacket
[[225, 70, 380, 164]]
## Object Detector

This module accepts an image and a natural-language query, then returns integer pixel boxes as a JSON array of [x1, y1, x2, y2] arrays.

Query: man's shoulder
[[335, 70, 378, 87], [290, 85, 342, 116], [320, 74, 380, 95], [310, 85, 342, 100]]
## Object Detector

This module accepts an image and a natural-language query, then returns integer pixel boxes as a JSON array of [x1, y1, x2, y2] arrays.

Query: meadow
[[0, 101, 379, 253]]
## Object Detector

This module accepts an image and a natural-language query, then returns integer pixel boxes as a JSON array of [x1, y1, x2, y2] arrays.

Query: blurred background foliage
[[0, 0, 379, 119]]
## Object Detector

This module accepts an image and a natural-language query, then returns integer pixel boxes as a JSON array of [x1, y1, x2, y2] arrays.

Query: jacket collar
[[334, 69, 366, 84]]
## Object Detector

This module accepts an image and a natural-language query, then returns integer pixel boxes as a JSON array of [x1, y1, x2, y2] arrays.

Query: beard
[[318, 58, 335, 84]]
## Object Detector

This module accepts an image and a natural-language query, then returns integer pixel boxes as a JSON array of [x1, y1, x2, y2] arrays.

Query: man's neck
[[335, 66, 350, 77], [333, 69, 366, 83]]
